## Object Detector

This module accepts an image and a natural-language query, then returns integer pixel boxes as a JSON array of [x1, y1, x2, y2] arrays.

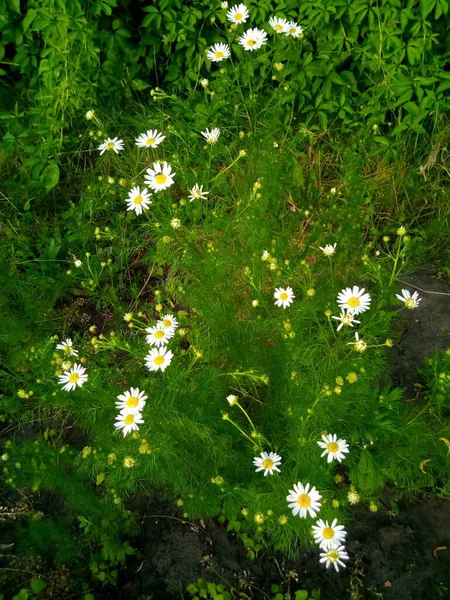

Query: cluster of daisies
[[114, 387, 146, 437], [144, 313, 179, 373], [114, 314, 179, 436], [57, 314, 180, 395], [272, 244, 422, 351], [56, 338, 88, 392], [207, 4, 303, 61], [97, 127, 215, 216], [250, 426, 350, 572]]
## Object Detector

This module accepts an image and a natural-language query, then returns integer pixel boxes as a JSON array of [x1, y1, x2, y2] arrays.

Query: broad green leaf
[[22, 8, 37, 33], [131, 78, 150, 90], [30, 580, 46, 594], [7, 0, 20, 12], [41, 162, 60, 192]]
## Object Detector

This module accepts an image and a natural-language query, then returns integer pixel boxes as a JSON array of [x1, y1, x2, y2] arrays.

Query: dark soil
[[122, 495, 450, 600], [390, 272, 450, 396], [118, 272, 450, 600]]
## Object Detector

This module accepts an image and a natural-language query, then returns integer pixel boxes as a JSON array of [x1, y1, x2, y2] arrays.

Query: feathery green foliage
[[1, 1, 450, 596]]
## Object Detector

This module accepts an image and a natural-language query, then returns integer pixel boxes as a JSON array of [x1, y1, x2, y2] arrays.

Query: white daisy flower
[[58, 363, 88, 392], [312, 519, 347, 549], [317, 434, 349, 463], [286, 482, 322, 518], [170, 218, 181, 229], [135, 129, 165, 149], [253, 451, 282, 476], [200, 78, 209, 87], [98, 137, 124, 155], [200, 128, 220, 144], [227, 394, 238, 406], [144, 161, 175, 192], [159, 314, 178, 331], [56, 338, 78, 357], [188, 183, 209, 202], [285, 21, 303, 37], [238, 27, 268, 51], [319, 243, 337, 256], [85, 110, 95, 120], [331, 310, 360, 332], [337, 286, 371, 315], [206, 43, 231, 62], [396, 289, 421, 309], [145, 323, 174, 347], [347, 332, 367, 353], [115, 387, 147, 413], [114, 409, 144, 436], [125, 186, 152, 215], [319, 545, 349, 572], [274, 286, 295, 309], [145, 347, 174, 372], [226, 3, 249, 24], [268, 16, 289, 33], [74, 259, 82, 268]]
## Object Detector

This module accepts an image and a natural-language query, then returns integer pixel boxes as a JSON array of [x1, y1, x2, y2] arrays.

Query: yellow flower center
[[246, 39, 256, 47], [155, 173, 167, 185], [327, 442, 339, 453], [234, 12, 242, 20], [68, 373, 80, 383], [279, 292, 288, 301], [126, 396, 139, 408], [289, 28, 296, 34], [297, 494, 311, 508], [146, 138, 156, 145], [134, 195, 143, 205], [154, 355, 165, 366], [106, 142, 115, 150], [262, 458, 274, 469], [215, 51, 224, 59], [323, 527, 335, 539], [163, 319, 172, 327], [154, 330, 165, 339], [327, 549, 339, 560], [124, 414, 135, 425], [347, 296, 360, 308], [405, 298, 415, 308], [275, 24, 283, 30]]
